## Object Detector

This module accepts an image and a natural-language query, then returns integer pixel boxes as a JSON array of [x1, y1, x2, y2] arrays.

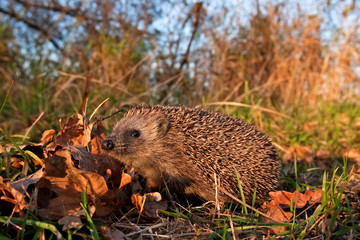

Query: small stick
[[92, 108, 125, 123], [23, 111, 44, 140]]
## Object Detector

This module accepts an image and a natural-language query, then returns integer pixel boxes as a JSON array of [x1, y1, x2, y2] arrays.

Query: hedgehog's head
[[102, 112, 170, 165]]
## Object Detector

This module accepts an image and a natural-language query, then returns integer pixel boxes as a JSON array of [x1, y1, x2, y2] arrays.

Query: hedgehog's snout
[[102, 139, 114, 150]]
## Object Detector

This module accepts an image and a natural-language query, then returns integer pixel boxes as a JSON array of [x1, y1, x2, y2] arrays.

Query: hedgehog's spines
[[106, 105, 281, 203]]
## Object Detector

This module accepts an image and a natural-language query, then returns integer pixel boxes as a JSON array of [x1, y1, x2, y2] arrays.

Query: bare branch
[[0, 6, 60, 49]]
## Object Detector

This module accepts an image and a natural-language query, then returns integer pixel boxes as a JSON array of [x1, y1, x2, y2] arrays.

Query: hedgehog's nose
[[102, 139, 114, 150]]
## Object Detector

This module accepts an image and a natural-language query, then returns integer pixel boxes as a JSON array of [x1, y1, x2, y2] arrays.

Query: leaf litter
[[1, 114, 168, 237], [0, 113, 359, 238]]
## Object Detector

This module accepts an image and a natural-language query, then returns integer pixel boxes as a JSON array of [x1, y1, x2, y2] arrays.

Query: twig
[[163, 178, 179, 213], [229, 214, 236, 240], [23, 111, 44, 140], [178, 2, 204, 72], [0, 7, 60, 49], [92, 109, 125, 123], [125, 222, 166, 237]]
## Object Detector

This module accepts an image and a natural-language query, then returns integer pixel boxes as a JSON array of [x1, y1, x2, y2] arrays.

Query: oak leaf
[[55, 114, 93, 147], [40, 129, 56, 145], [35, 149, 118, 219]]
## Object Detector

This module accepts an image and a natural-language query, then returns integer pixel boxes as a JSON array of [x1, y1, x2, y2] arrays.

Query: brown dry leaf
[[119, 170, 133, 190], [58, 206, 96, 231], [56, 114, 94, 147], [269, 190, 322, 209], [123, 166, 143, 195], [94, 166, 140, 217], [282, 146, 314, 163], [262, 189, 322, 234], [304, 189, 323, 204], [65, 145, 97, 172], [35, 149, 120, 219], [40, 129, 56, 145], [58, 216, 82, 231], [90, 121, 107, 154], [315, 150, 331, 159], [131, 192, 167, 220], [10, 156, 23, 169], [344, 148, 360, 166], [0, 176, 26, 216], [269, 190, 307, 208], [10, 169, 43, 196], [94, 154, 124, 189], [101, 226, 125, 240], [262, 203, 293, 234]]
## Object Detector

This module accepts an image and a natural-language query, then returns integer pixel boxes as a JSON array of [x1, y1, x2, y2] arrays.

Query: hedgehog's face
[[102, 113, 170, 165]]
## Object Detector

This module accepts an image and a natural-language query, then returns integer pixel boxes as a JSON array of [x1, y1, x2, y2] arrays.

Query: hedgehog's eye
[[130, 129, 141, 138]]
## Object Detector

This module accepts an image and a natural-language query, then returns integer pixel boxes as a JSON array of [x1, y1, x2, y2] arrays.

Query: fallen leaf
[[119, 170, 133, 190], [269, 190, 308, 208], [35, 149, 119, 219], [65, 145, 97, 172], [0, 176, 26, 216], [282, 146, 314, 163], [40, 129, 56, 145], [94, 154, 124, 189], [90, 121, 107, 154], [262, 204, 292, 234], [344, 148, 360, 166], [304, 189, 322, 204], [58, 206, 96, 231], [262, 189, 324, 233], [315, 150, 331, 159], [269, 190, 323, 208], [58, 215, 83, 231], [101, 225, 125, 240], [10, 168, 43, 196], [10, 156, 23, 169], [56, 114, 94, 147], [131, 192, 168, 220]]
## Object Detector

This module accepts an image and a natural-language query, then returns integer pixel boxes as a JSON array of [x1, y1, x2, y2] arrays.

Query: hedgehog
[[102, 105, 281, 203]]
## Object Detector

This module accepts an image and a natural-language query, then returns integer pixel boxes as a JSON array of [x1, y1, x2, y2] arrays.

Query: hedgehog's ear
[[155, 115, 170, 137]]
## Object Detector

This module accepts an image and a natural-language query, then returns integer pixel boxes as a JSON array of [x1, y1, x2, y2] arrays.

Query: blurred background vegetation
[[0, 0, 359, 156]]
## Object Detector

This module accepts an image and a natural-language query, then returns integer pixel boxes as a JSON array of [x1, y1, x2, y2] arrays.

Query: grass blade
[[80, 191, 100, 240], [0, 216, 62, 239], [0, 80, 13, 116]]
